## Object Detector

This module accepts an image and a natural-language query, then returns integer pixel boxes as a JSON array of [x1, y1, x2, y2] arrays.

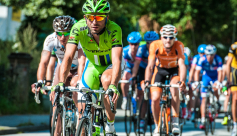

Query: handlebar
[[34, 83, 41, 104], [147, 82, 180, 88], [119, 80, 130, 83]]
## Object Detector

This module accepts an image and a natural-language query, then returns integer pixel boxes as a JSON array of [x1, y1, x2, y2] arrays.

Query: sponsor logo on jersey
[[70, 36, 75, 40], [84, 48, 111, 53], [72, 28, 79, 36], [112, 38, 116, 42]]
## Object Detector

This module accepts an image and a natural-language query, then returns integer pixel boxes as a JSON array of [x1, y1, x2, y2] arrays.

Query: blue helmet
[[197, 44, 207, 53], [127, 31, 142, 44], [144, 31, 159, 41]]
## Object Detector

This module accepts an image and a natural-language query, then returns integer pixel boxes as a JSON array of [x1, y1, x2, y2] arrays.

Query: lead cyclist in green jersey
[[55, 0, 124, 135]]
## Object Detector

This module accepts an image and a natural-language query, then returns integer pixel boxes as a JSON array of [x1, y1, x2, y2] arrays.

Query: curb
[[0, 125, 49, 135]]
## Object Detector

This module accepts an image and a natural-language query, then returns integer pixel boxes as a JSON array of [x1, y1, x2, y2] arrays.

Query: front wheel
[[125, 97, 132, 136], [51, 106, 63, 136], [75, 118, 90, 136]]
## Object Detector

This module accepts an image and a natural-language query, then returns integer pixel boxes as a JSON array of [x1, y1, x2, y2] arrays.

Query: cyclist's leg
[[222, 88, 230, 125], [231, 67, 237, 134], [101, 59, 125, 134], [137, 80, 146, 133], [199, 74, 211, 129], [150, 66, 165, 134], [170, 75, 181, 134]]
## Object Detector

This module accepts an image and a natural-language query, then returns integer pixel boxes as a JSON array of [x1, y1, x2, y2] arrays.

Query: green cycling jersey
[[68, 18, 123, 66]]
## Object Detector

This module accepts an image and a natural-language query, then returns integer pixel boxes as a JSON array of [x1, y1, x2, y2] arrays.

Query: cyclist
[[135, 31, 159, 134], [226, 42, 237, 135], [193, 44, 223, 129], [222, 56, 231, 125], [145, 24, 186, 135], [56, 0, 124, 135], [31, 15, 86, 136], [189, 44, 206, 121], [121, 31, 142, 110]]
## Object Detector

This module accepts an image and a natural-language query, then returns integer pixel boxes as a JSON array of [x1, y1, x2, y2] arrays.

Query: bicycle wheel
[[51, 106, 63, 136], [75, 118, 90, 136], [125, 97, 132, 136], [204, 99, 210, 136], [49, 103, 53, 134], [210, 104, 216, 135], [227, 94, 232, 132], [159, 104, 167, 136]]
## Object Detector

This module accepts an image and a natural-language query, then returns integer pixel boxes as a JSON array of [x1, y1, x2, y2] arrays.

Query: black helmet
[[53, 15, 76, 31]]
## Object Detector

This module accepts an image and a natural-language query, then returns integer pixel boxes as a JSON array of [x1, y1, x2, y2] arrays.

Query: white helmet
[[160, 24, 178, 37], [184, 47, 191, 57], [205, 44, 217, 55]]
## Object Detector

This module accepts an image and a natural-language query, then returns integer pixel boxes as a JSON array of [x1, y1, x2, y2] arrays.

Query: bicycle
[[226, 85, 233, 132], [35, 85, 78, 136], [191, 82, 202, 128], [75, 86, 116, 136], [203, 84, 218, 135], [146, 81, 182, 136], [119, 80, 138, 136]]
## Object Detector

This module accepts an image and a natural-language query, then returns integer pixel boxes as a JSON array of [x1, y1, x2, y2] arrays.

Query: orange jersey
[[148, 40, 185, 68]]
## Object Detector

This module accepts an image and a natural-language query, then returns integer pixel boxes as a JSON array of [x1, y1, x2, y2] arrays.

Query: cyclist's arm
[[226, 56, 233, 82], [59, 43, 77, 83], [145, 59, 155, 83], [189, 65, 195, 83], [111, 47, 123, 86], [178, 58, 187, 82], [77, 48, 86, 80], [132, 59, 141, 78], [194, 69, 201, 81], [37, 50, 51, 81], [217, 70, 223, 83], [45, 56, 57, 86]]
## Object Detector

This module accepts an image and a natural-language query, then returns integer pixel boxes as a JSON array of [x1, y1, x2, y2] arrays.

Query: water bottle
[[71, 112, 75, 124], [67, 108, 72, 118], [131, 97, 137, 115], [92, 123, 101, 136]]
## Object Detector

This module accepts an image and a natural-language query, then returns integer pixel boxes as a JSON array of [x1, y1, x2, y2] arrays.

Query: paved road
[[3, 118, 232, 136]]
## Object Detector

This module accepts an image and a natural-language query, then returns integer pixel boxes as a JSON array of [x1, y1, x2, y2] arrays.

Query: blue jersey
[[196, 55, 223, 78], [136, 44, 149, 69], [192, 54, 202, 66], [184, 53, 189, 83], [123, 45, 142, 69]]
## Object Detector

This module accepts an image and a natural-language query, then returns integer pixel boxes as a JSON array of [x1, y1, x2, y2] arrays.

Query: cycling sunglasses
[[56, 31, 70, 36], [85, 14, 107, 22], [163, 36, 175, 40], [146, 41, 153, 44], [130, 43, 139, 46]]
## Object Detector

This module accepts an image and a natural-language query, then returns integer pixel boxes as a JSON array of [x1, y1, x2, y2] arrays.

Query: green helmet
[[82, 0, 110, 14]]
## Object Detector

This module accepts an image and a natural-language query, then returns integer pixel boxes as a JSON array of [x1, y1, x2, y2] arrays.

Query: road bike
[[35, 85, 78, 136]]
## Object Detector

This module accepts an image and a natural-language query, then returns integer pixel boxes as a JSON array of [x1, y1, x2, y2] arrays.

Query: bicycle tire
[[51, 106, 62, 136], [211, 104, 216, 135], [49, 103, 53, 135], [159, 104, 167, 136], [75, 118, 90, 136], [138, 98, 146, 136], [227, 94, 232, 132], [205, 98, 210, 136], [125, 97, 132, 136]]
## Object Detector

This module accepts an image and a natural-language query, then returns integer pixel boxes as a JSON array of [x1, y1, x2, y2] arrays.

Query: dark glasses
[[130, 43, 139, 46], [56, 31, 70, 36], [146, 41, 153, 44], [206, 54, 215, 56], [163, 36, 174, 40], [86, 14, 107, 22]]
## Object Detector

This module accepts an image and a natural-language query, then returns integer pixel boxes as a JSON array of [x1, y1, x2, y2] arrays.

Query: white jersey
[[43, 32, 79, 70]]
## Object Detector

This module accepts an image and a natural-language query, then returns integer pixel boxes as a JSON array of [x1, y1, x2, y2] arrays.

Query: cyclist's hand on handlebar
[[179, 81, 186, 92], [191, 81, 199, 90], [105, 84, 120, 103], [129, 77, 137, 86], [52, 82, 65, 93], [32, 81, 43, 93]]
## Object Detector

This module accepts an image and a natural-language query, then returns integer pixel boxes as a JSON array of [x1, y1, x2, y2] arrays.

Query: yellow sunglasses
[[85, 14, 107, 22]]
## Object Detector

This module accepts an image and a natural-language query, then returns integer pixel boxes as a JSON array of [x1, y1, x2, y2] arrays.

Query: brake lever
[[34, 83, 41, 104], [107, 89, 116, 114]]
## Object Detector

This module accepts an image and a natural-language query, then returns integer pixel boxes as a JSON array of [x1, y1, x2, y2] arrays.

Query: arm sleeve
[[43, 35, 55, 52], [192, 56, 198, 66], [111, 26, 123, 48], [135, 46, 143, 61], [67, 23, 80, 46], [184, 53, 189, 65], [228, 46, 235, 58], [51, 50, 56, 57], [148, 42, 157, 60], [195, 58, 203, 70], [217, 56, 223, 71], [177, 42, 185, 60]]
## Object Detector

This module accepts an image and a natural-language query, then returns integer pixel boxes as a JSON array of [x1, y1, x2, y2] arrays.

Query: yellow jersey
[[228, 42, 237, 69]]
